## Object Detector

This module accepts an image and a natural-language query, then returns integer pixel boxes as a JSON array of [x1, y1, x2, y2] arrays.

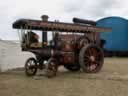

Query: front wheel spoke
[[27, 62, 31, 66], [26, 64, 30, 68], [27, 63, 35, 70], [29, 61, 33, 65]]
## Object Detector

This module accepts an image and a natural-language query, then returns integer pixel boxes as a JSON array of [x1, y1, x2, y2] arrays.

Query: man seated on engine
[[22, 31, 41, 48]]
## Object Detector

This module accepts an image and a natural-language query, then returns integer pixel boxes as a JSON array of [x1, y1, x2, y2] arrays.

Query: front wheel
[[79, 44, 104, 73], [25, 57, 37, 76]]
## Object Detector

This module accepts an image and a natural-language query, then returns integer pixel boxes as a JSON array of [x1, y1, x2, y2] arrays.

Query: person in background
[[100, 39, 106, 48]]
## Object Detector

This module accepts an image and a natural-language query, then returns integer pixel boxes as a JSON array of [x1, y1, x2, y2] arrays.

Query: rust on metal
[[12, 15, 111, 77], [13, 19, 111, 33]]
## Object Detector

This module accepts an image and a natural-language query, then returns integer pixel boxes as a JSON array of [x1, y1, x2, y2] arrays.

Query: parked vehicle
[[12, 15, 111, 77]]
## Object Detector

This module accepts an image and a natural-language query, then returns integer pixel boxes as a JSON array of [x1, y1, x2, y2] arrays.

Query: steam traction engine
[[12, 15, 111, 77]]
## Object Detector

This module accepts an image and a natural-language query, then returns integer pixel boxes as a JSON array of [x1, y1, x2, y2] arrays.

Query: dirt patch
[[0, 57, 128, 96]]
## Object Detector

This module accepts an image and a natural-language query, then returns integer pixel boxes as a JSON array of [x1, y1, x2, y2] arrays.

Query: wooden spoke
[[79, 44, 104, 73]]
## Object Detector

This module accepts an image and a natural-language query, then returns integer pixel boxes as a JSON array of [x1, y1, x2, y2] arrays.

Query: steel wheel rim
[[26, 59, 36, 73], [84, 47, 103, 71]]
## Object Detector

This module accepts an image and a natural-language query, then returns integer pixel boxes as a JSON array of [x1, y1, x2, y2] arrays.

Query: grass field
[[0, 57, 128, 96]]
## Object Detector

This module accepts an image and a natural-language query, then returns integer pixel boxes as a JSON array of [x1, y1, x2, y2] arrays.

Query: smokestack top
[[41, 15, 49, 22]]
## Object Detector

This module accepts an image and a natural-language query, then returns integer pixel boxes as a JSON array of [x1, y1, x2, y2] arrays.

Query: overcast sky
[[0, 0, 128, 40]]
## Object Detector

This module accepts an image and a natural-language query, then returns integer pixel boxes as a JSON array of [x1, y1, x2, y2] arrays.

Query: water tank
[[97, 16, 128, 51]]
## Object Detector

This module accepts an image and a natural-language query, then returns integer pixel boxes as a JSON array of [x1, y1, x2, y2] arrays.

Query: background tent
[[0, 40, 35, 72]]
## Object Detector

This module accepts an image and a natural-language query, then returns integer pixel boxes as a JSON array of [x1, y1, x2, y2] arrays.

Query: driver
[[22, 31, 40, 48]]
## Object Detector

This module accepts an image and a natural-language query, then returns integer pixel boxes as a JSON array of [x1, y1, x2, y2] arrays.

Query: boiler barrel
[[73, 17, 96, 26], [29, 48, 62, 59]]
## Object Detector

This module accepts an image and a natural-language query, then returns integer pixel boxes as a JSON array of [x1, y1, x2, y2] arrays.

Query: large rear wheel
[[79, 44, 104, 73]]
